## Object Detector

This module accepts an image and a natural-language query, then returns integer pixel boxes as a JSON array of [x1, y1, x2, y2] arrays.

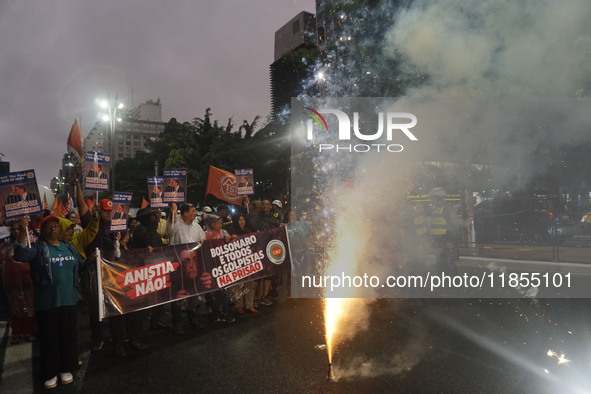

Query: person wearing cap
[[199, 206, 212, 230], [13, 215, 85, 389], [426, 187, 460, 273], [271, 200, 283, 225]]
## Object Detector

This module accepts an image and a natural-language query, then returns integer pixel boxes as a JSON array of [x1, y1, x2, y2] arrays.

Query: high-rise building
[[83, 98, 166, 163], [270, 11, 318, 119]]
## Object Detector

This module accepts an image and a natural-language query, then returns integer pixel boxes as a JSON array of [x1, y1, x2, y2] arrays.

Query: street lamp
[[96, 94, 123, 191]]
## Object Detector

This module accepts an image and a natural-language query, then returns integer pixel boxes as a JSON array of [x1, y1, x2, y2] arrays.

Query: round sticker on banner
[[266, 240, 286, 265], [27, 172, 34, 178], [127, 195, 132, 201]]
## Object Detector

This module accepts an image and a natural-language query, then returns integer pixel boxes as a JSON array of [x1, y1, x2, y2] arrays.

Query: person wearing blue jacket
[[14, 215, 84, 390]]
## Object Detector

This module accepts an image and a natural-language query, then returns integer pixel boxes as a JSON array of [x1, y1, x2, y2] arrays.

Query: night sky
[[0, 0, 315, 187]]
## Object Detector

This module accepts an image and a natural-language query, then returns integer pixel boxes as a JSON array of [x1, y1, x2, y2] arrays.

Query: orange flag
[[141, 197, 149, 208], [51, 197, 67, 218], [67, 119, 83, 165], [205, 165, 243, 205], [42, 194, 49, 210]]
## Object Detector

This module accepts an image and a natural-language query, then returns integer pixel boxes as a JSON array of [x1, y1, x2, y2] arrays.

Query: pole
[[110, 104, 116, 193], [96, 248, 105, 321]]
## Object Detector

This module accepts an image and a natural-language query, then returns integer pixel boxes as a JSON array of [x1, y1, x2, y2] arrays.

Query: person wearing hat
[[199, 206, 213, 230], [426, 187, 460, 274], [108, 206, 159, 354], [13, 215, 85, 389], [57, 208, 100, 259], [271, 200, 283, 225]]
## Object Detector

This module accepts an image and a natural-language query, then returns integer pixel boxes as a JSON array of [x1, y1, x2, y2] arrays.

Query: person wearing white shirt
[[167, 202, 207, 334], [168, 203, 205, 245]]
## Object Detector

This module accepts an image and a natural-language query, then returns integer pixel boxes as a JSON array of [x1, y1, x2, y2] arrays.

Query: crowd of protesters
[[0, 181, 307, 390]]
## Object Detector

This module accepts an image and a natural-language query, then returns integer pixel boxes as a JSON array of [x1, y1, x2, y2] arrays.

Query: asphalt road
[[5, 293, 591, 394], [463, 235, 591, 264]]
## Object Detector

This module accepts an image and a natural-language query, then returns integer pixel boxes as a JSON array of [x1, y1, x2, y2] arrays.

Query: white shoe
[[60, 372, 73, 385], [44, 376, 58, 389]]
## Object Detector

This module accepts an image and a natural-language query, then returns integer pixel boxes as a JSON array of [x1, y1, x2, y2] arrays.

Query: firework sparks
[[547, 349, 571, 366]]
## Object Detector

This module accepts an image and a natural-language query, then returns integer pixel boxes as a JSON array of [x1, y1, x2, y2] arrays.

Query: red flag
[[141, 197, 149, 209], [205, 166, 243, 205], [87, 198, 95, 213], [65, 192, 73, 213], [67, 119, 83, 165], [51, 197, 67, 218], [42, 193, 49, 210]]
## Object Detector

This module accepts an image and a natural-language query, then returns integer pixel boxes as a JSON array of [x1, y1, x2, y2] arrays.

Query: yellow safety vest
[[429, 207, 448, 235], [412, 204, 427, 236]]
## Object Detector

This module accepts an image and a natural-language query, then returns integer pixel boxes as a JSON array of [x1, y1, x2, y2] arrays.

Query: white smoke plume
[[308, 0, 591, 379]]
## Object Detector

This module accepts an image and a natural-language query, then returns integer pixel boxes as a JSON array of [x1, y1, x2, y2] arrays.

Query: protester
[[13, 215, 84, 389], [284, 210, 312, 300], [205, 214, 234, 242], [121, 216, 138, 248], [199, 206, 212, 230], [131, 207, 167, 331], [77, 190, 116, 353], [204, 215, 235, 323], [229, 213, 257, 314], [171, 246, 211, 329], [0, 220, 36, 345], [271, 200, 283, 225], [154, 208, 169, 245], [28, 211, 44, 241], [65, 212, 83, 234], [239, 196, 253, 215], [168, 202, 207, 335], [215, 204, 233, 233], [57, 214, 99, 259], [108, 207, 156, 356], [247, 200, 280, 306]]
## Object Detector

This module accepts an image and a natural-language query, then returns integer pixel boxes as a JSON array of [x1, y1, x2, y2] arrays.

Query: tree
[[116, 109, 292, 207]]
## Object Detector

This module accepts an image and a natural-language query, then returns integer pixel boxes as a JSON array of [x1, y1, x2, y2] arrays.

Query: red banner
[[99, 226, 290, 318], [205, 165, 243, 205]]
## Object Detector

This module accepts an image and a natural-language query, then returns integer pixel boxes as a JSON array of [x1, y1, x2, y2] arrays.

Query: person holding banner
[[13, 215, 84, 389], [229, 213, 257, 314], [168, 202, 208, 334], [204, 215, 236, 323], [108, 206, 158, 356], [77, 192, 116, 353], [247, 200, 280, 306]]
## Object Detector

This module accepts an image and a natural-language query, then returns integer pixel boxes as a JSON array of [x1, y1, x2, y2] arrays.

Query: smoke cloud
[[302, 0, 591, 378]]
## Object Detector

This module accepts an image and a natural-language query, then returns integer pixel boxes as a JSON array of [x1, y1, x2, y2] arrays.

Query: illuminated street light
[[96, 94, 123, 191]]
